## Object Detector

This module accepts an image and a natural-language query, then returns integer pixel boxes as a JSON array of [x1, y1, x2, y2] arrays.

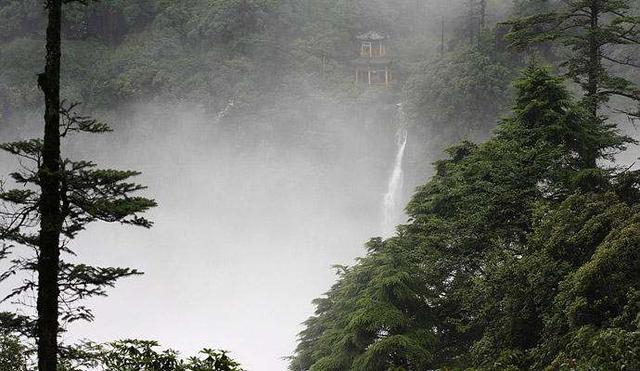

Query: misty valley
[[1, 0, 640, 370]]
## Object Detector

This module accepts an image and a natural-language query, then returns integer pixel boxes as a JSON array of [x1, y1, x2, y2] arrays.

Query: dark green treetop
[[289, 236, 434, 371], [59, 339, 245, 371], [506, 0, 640, 119], [291, 65, 640, 370]]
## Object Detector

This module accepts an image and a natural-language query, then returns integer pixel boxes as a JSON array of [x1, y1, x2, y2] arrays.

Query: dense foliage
[[0, 334, 27, 370], [404, 38, 516, 142], [0, 0, 456, 117], [0, 336, 244, 371], [59, 339, 244, 371], [506, 0, 640, 119], [290, 65, 640, 370]]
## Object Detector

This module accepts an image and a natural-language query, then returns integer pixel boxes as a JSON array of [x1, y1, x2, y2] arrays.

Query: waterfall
[[215, 98, 235, 122], [382, 107, 408, 235]]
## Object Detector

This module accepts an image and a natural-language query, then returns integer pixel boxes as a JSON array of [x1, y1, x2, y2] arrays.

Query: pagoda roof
[[356, 31, 388, 41]]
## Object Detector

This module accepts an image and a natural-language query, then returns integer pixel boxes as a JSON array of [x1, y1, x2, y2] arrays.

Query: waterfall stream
[[216, 98, 235, 122], [382, 107, 408, 235]]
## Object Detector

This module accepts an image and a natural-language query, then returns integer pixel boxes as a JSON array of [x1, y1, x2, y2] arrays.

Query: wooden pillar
[[321, 56, 326, 79], [385, 66, 389, 87], [368, 70, 371, 85], [441, 16, 445, 57]]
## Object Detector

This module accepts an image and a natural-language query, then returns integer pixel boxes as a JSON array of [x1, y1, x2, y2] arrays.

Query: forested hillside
[[290, 65, 640, 370], [1, 0, 524, 209], [0, 0, 441, 110]]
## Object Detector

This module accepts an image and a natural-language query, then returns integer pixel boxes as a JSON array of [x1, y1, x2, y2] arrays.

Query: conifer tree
[[0, 102, 156, 368], [38, 0, 64, 368], [1, 2, 154, 370], [290, 237, 434, 370], [506, 0, 640, 120], [291, 65, 638, 370]]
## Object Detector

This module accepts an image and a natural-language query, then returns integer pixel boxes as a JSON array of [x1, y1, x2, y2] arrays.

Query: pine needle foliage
[[505, 0, 640, 119], [0, 102, 156, 337], [290, 65, 640, 370]]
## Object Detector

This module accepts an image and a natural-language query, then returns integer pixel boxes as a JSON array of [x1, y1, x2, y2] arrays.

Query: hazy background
[[1, 96, 417, 370]]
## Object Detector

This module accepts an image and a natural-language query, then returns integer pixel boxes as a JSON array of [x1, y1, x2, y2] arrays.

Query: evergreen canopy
[[290, 65, 640, 370]]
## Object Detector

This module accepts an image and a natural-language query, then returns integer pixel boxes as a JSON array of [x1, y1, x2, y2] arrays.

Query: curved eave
[[356, 31, 388, 41]]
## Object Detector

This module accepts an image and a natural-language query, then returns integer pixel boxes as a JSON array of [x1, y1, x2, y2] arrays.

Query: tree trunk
[[584, 0, 601, 167], [586, 1, 600, 119], [440, 16, 445, 57], [37, 0, 62, 370], [479, 0, 487, 31]]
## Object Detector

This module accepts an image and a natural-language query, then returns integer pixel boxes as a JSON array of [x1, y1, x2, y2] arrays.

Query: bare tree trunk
[[586, 1, 600, 119], [584, 0, 601, 167], [440, 16, 445, 57], [467, 0, 474, 42], [37, 0, 62, 370], [479, 0, 487, 31]]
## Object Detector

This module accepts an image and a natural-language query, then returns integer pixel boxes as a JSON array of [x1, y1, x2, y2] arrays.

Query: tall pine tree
[[0, 1, 155, 370], [506, 0, 640, 121]]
